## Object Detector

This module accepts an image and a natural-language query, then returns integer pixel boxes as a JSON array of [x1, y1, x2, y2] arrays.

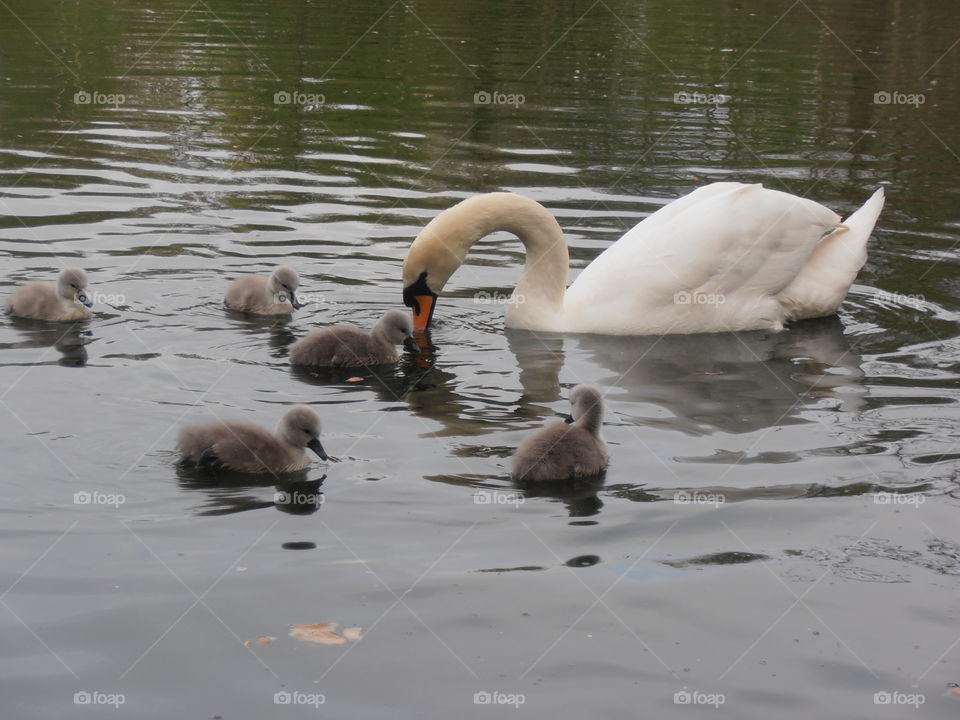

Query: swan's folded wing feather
[[778, 187, 885, 320], [565, 184, 841, 320]]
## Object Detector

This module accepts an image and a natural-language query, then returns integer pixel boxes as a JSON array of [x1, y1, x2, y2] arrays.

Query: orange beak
[[411, 295, 434, 331], [403, 271, 437, 330]]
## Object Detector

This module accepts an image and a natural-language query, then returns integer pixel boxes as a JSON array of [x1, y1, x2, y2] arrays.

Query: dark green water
[[1, 1, 959, 718]]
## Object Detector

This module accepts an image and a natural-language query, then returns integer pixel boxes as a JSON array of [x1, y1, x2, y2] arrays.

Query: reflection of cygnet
[[289, 309, 419, 368], [512, 384, 608, 482], [225, 265, 303, 315], [178, 405, 328, 474], [6, 268, 93, 321]]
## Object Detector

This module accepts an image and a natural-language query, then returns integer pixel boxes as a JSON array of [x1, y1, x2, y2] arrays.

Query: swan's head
[[402, 220, 472, 331], [58, 268, 92, 308], [268, 266, 303, 310], [277, 404, 328, 459], [564, 384, 604, 433], [374, 309, 420, 353], [403, 192, 564, 330]]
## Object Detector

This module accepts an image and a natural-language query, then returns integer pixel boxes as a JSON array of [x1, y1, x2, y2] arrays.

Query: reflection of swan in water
[[3, 318, 93, 367], [290, 354, 428, 405], [224, 312, 299, 357], [507, 314, 865, 436], [400, 315, 864, 447], [424, 473, 606, 518], [175, 464, 326, 517], [418, 318, 869, 511], [519, 475, 606, 517]]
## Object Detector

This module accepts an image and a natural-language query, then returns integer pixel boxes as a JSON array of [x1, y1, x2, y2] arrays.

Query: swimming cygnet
[[177, 404, 328, 474], [512, 384, 609, 482], [6, 268, 93, 321], [225, 265, 304, 315], [289, 309, 420, 368]]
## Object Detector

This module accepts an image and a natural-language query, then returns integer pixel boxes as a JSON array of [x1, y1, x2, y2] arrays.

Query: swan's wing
[[564, 184, 841, 330], [778, 187, 885, 321]]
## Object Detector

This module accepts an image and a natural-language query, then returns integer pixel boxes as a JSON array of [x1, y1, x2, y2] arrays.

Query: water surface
[[1, 1, 959, 718]]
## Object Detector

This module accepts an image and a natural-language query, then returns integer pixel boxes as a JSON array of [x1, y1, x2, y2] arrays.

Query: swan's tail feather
[[778, 187, 885, 321]]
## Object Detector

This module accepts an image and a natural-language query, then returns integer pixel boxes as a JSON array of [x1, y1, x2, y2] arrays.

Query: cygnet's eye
[[303, 428, 311, 435]]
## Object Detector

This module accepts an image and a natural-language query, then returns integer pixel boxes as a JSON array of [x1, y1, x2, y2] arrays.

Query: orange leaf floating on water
[[346, 377, 363, 382], [290, 622, 361, 645], [341, 627, 363, 641], [244, 636, 276, 647]]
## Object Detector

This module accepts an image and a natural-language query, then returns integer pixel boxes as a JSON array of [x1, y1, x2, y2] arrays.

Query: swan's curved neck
[[577, 403, 604, 437], [406, 193, 569, 329]]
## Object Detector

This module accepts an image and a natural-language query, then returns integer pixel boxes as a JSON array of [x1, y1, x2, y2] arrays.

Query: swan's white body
[[402, 183, 885, 335]]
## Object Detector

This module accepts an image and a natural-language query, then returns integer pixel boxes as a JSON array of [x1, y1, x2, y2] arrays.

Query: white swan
[[402, 183, 885, 335]]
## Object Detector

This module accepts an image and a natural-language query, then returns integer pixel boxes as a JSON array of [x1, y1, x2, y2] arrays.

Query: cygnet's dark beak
[[289, 291, 305, 310], [78, 292, 93, 308], [307, 437, 329, 460], [403, 336, 420, 354], [564, 415, 575, 424]]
